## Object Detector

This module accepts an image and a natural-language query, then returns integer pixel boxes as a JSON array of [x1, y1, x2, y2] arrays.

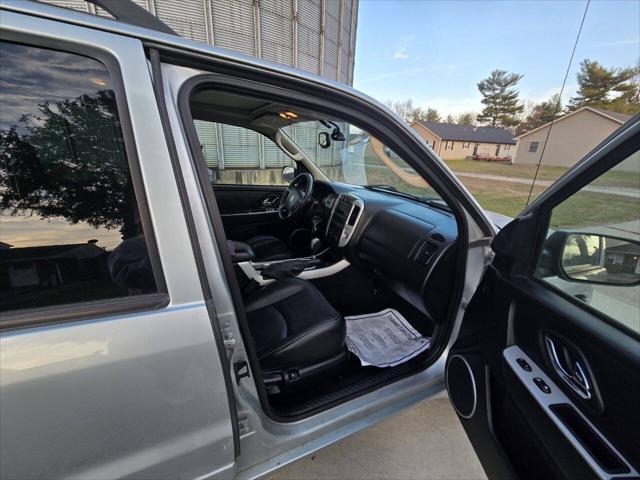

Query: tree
[[445, 114, 455, 123], [456, 112, 477, 125], [0, 90, 137, 239], [386, 99, 424, 123], [385, 100, 441, 123], [517, 93, 563, 135], [424, 107, 441, 122], [477, 69, 525, 128], [568, 59, 639, 115]]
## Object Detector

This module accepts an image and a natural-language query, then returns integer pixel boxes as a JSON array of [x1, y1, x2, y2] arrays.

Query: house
[[411, 121, 517, 160], [0, 242, 109, 291], [514, 107, 634, 170], [605, 241, 640, 275]]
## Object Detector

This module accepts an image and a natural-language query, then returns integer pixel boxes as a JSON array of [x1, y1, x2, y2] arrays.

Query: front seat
[[244, 277, 347, 390], [229, 235, 292, 262]]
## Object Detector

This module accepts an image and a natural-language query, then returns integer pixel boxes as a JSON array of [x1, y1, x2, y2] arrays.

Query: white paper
[[345, 308, 431, 368]]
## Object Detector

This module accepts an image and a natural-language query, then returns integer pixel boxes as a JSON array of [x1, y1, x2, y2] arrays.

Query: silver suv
[[1, 2, 639, 479]]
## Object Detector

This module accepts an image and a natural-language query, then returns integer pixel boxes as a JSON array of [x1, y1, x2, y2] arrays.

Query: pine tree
[[456, 112, 476, 125], [517, 93, 563, 135], [477, 70, 525, 128], [445, 114, 455, 123], [568, 59, 639, 115], [424, 108, 441, 122]]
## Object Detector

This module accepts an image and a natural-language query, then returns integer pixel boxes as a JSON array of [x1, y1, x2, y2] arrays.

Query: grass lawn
[[444, 158, 640, 190], [458, 176, 546, 219], [354, 152, 638, 228], [458, 177, 637, 228]]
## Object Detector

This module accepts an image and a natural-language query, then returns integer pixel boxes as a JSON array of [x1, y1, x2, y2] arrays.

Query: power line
[[526, 0, 591, 206]]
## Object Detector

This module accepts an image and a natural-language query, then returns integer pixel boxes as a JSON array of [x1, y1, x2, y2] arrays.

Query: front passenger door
[[447, 117, 639, 480], [193, 120, 293, 240]]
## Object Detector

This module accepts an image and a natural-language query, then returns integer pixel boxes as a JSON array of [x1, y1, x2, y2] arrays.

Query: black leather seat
[[231, 235, 292, 262], [244, 278, 347, 390]]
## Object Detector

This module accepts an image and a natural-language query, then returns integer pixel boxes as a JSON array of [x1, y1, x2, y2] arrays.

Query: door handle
[[545, 336, 592, 400], [262, 195, 280, 208]]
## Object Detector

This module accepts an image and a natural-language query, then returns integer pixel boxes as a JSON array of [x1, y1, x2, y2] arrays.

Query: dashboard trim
[[238, 259, 351, 286], [325, 193, 365, 248]]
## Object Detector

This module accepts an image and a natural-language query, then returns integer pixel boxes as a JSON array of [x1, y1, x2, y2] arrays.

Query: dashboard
[[309, 180, 458, 323]]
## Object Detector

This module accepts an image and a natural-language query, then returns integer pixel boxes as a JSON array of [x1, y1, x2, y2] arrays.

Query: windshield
[[282, 121, 441, 201]]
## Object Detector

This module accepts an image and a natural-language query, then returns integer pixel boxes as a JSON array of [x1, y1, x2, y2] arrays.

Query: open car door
[[446, 116, 640, 480]]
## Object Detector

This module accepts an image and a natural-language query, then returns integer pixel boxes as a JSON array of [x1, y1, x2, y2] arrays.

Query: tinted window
[[0, 42, 157, 314], [194, 120, 294, 185], [535, 151, 640, 333]]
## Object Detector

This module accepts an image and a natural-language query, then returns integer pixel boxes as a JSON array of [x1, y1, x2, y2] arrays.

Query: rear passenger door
[[0, 11, 236, 479], [447, 117, 640, 480]]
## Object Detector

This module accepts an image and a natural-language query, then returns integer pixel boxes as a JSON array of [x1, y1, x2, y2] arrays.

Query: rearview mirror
[[560, 233, 640, 286], [318, 131, 331, 149], [282, 166, 295, 182]]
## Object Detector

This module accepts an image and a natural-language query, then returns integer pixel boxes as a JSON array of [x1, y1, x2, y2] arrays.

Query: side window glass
[[0, 41, 158, 316], [194, 120, 294, 185], [535, 150, 640, 333]]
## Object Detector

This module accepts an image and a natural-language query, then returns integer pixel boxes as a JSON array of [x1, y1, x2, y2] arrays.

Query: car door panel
[[213, 184, 285, 215], [447, 118, 640, 480], [510, 281, 639, 470], [450, 266, 639, 480], [213, 185, 285, 239]]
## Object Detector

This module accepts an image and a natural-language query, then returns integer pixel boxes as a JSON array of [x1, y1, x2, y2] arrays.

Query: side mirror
[[282, 165, 295, 182], [541, 231, 640, 286], [318, 131, 331, 149]]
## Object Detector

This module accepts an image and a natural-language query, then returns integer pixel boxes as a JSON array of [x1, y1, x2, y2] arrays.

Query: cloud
[[593, 38, 640, 48], [521, 84, 578, 106], [393, 47, 409, 60], [357, 66, 432, 84], [418, 96, 484, 116], [0, 43, 110, 130], [391, 35, 416, 60], [357, 62, 460, 86]]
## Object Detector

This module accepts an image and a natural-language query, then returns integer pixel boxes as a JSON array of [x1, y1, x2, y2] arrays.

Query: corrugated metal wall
[[43, 0, 358, 85], [193, 120, 348, 171], [42, 0, 359, 175]]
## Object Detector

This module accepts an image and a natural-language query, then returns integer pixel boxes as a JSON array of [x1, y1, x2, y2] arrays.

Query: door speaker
[[446, 354, 478, 419]]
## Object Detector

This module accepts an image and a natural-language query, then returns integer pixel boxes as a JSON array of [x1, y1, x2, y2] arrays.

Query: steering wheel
[[278, 172, 314, 220]]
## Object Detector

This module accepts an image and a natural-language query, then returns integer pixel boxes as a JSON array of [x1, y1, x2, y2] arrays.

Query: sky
[[352, 0, 640, 117]]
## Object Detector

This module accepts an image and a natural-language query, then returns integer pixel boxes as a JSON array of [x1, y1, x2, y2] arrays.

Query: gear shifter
[[310, 237, 323, 255]]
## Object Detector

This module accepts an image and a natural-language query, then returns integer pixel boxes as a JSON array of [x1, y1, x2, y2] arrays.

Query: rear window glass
[[0, 41, 158, 315]]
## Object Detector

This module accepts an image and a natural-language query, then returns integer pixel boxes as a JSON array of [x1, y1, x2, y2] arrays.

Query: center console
[[235, 193, 363, 286], [326, 193, 364, 248]]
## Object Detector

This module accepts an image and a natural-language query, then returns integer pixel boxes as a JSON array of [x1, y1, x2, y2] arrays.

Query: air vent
[[431, 233, 445, 243], [415, 241, 439, 266]]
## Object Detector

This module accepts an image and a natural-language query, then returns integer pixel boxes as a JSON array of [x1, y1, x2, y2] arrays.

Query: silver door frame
[[162, 61, 494, 478]]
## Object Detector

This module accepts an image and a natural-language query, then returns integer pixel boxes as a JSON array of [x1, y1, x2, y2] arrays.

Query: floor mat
[[345, 308, 431, 368]]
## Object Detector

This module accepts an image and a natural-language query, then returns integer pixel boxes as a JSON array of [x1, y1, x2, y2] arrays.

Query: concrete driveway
[[269, 393, 487, 480]]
